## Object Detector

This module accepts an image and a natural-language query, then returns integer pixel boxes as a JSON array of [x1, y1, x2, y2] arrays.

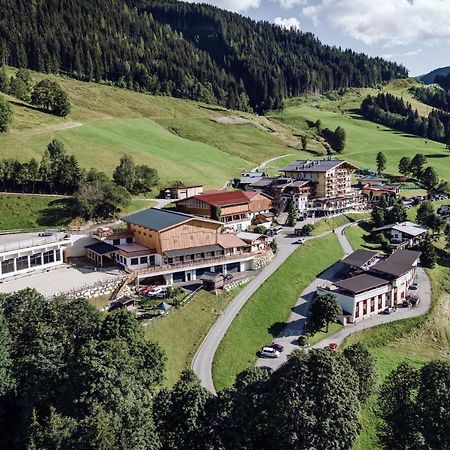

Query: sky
[[185, 0, 450, 76]]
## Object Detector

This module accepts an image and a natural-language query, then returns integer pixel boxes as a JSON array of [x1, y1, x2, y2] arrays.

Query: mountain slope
[[0, 0, 406, 113], [417, 66, 450, 84], [0, 68, 305, 188]]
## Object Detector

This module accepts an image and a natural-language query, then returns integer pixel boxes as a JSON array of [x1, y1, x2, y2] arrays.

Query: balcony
[[127, 251, 263, 276]]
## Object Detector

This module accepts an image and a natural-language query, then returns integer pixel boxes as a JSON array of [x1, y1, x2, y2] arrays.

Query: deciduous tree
[[376, 152, 387, 174], [398, 156, 411, 176], [307, 293, 342, 333]]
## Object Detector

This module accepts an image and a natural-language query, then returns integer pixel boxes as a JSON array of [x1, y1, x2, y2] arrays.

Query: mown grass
[[145, 290, 231, 388], [119, 198, 156, 217], [0, 194, 77, 230], [1, 67, 299, 189], [308, 322, 344, 346], [311, 212, 370, 236], [344, 222, 382, 252], [212, 233, 343, 391], [273, 79, 450, 182]]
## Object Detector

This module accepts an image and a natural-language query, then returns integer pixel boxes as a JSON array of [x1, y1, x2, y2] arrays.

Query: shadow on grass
[[426, 154, 450, 159], [37, 198, 78, 227]]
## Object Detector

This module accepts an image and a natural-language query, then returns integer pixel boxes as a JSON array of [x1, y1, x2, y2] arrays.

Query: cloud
[[382, 48, 423, 60], [184, 0, 261, 12], [277, 0, 308, 9], [274, 16, 301, 30], [302, 0, 450, 47]]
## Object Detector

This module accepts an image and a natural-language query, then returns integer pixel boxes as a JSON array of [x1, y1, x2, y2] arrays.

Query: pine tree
[[376, 152, 387, 174], [333, 126, 346, 153], [0, 95, 12, 132], [420, 235, 437, 268]]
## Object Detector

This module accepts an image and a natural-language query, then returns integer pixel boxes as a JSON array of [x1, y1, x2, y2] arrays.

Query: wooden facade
[[127, 219, 220, 254]]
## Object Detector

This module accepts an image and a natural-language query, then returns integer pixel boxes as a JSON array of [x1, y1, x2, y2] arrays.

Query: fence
[[0, 233, 68, 253]]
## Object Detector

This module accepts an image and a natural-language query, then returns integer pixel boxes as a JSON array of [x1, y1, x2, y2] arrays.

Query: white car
[[410, 282, 419, 290], [260, 347, 280, 358]]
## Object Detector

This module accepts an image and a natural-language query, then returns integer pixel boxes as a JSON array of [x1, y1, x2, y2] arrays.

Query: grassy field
[[344, 222, 382, 252], [311, 212, 370, 236], [0, 194, 156, 231], [145, 290, 232, 388], [212, 233, 343, 391], [0, 194, 77, 230], [272, 79, 450, 182], [0, 68, 303, 189]]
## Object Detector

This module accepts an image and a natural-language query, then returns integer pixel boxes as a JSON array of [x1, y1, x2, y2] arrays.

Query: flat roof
[[281, 159, 358, 173], [85, 242, 117, 255], [164, 244, 223, 258], [114, 243, 153, 254], [334, 274, 390, 295], [371, 249, 421, 277], [341, 249, 378, 268], [192, 190, 263, 207]]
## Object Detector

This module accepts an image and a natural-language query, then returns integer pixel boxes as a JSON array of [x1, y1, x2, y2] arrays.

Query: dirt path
[[14, 121, 82, 137]]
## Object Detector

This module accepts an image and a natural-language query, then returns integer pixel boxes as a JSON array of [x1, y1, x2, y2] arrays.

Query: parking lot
[[0, 265, 124, 298]]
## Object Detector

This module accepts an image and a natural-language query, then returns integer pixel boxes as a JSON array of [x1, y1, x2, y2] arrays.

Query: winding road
[[193, 219, 432, 393]]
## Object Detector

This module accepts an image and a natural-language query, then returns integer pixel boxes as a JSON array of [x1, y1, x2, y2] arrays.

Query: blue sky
[[185, 0, 450, 76]]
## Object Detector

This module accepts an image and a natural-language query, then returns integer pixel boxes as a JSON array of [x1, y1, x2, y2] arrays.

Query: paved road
[[256, 223, 432, 370], [192, 228, 307, 393]]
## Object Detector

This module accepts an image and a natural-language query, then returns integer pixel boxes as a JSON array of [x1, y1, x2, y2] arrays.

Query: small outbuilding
[[201, 272, 225, 292]]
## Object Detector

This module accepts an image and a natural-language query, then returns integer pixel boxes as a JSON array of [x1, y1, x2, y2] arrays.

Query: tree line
[[3, 288, 450, 449], [360, 92, 450, 145], [0, 0, 407, 114], [0, 288, 379, 450], [0, 140, 159, 220], [435, 73, 450, 91], [410, 85, 450, 113]]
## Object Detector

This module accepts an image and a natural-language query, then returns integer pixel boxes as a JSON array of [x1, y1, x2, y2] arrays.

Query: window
[[113, 239, 120, 245], [16, 256, 29, 271], [1, 259, 15, 274], [30, 253, 42, 267], [130, 258, 139, 265], [55, 250, 61, 261], [43, 251, 55, 264], [126, 237, 133, 243], [149, 255, 155, 266], [140, 256, 148, 265]]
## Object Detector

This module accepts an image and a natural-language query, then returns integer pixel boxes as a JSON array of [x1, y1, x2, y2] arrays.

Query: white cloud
[[277, 0, 308, 9], [184, 0, 261, 12], [274, 16, 301, 30], [302, 0, 450, 47]]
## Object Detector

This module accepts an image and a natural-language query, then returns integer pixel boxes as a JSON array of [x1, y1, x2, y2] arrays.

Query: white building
[[372, 221, 428, 247]]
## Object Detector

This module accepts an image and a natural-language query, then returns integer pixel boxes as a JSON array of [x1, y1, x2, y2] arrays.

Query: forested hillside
[[0, 0, 406, 113]]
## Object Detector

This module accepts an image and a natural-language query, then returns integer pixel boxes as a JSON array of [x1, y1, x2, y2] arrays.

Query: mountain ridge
[[416, 66, 450, 84], [0, 0, 407, 113]]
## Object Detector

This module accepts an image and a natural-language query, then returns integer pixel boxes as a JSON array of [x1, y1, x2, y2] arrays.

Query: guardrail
[[0, 233, 68, 253]]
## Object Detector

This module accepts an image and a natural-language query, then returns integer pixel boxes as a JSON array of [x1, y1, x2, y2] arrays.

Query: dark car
[[269, 343, 284, 353]]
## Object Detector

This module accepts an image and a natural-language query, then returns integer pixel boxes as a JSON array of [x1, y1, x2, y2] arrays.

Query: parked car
[[38, 232, 53, 237], [294, 238, 305, 245], [410, 281, 419, 290], [269, 343, 284, 353], [225, 274, 234, 281], [383, 307, 396, 315], [260, 347, 280, 358], [298, 335, 309, 346], [328, 343, 338, 351]]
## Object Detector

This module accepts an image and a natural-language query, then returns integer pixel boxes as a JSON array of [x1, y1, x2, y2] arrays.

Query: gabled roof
[[281, 159, 358, 173], [341, 249, 378, 268], [372, 221, 428, 237], [334, 274, 390, 295], [217, 234, 248, 249], [122, 208, 219, 231], [191, 190, 268, 207], [237, 231, 265, 242]]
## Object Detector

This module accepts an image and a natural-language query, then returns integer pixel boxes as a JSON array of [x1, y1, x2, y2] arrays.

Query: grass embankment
[[311, 212, 370, 236], [344, 222, 382, 252], [212, 233, 343, 391], [0, 67, 304, 189], [145, 290, 231, 388], [340, 224, 450, 449], [0, 194, 156, 231], [0, 194, 77, 230]]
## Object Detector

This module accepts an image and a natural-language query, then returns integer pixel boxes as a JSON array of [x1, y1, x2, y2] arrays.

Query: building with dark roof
[[87, 208, 267, 285], [317, 248, 421, 324], [341, 249, 379, 270]]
